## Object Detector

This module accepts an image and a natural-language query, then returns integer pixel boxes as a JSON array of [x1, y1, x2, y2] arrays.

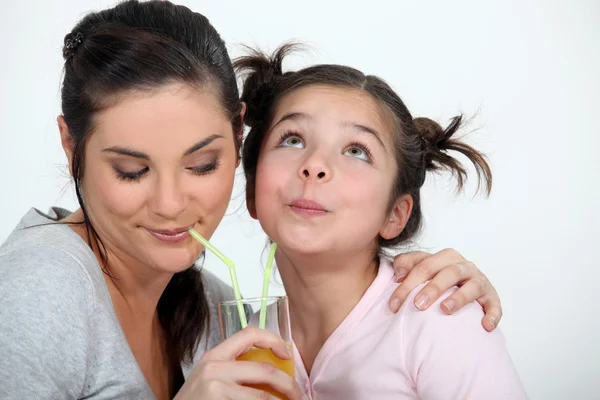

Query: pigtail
[[414, 115, 492, 195], [234, 42, 298, 127], [235, 43, 300, 212]]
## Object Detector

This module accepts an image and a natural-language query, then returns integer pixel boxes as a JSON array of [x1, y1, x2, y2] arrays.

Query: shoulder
[[396, 283, 527, 399], [397, 282, 498, 354], [399, 282, 486, 333], [0, 235, 98, 324], [0, 210, 102, 317], [0, 212, 98, 397]]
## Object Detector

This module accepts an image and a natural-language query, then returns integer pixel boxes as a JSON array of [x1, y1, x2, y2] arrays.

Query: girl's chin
[[275, 241, 330, 258]]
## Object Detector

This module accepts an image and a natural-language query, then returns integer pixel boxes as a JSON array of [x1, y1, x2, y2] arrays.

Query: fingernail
[[287, 346, 294, 358], [415, 294, 429, 310], [394, 268, 408, 281], [488, 317, 497, 328], [389, 297, 401, 313], [442, 299, 456, 313]]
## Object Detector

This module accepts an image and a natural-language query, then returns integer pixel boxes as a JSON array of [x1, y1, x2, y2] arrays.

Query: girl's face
[[64, 83, 238, 274], [251, 85, 407, 259]]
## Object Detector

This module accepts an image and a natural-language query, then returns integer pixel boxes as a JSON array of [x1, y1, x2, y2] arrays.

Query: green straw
[[188, 228, 247, 328], [259, 242, 278, 329]]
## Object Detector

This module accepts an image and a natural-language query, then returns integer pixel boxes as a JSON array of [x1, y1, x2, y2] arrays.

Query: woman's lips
[[146, 226, 193, 243]]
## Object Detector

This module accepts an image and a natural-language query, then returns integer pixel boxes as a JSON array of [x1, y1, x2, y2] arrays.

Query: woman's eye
[[188, 161, 218, 175], [114, 167, 149, 181], [344, 146, 369, 161], [281, 135, 304, 148]]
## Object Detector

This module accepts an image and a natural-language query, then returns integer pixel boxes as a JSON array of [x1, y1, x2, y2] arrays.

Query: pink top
[[292, 259, 527, 399]]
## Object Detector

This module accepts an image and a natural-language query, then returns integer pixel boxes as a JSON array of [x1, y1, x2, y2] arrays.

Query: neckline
[[293, 259, 395, 384]]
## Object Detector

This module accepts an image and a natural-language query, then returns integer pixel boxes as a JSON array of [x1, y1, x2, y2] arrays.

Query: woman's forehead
[[90, 83, 232, 150]]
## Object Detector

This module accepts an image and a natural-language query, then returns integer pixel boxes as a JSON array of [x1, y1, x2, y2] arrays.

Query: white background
[[1, 1, 599, 398]]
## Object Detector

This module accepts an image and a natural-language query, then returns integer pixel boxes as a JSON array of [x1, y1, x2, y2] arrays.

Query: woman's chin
[[150, 250, 201, 274]]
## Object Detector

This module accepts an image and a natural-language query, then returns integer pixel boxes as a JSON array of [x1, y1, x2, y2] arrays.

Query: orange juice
[[237, 347, 295, 399]]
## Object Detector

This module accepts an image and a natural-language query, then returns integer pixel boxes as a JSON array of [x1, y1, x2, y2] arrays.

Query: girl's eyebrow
[[340, 121, 385, 148], [271, 112, 385, 148], [271, 112, 311, 130]]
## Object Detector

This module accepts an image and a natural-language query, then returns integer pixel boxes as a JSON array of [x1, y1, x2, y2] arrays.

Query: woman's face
[[71, 82, 238, 274]]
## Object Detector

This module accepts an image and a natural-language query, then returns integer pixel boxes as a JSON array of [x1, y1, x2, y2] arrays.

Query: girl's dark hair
[[235, 43, 492, 250], [61, 0, 242, 366]]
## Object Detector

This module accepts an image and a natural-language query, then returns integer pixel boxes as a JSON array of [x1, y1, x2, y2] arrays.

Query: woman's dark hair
[[60, 0, 242, 367], [235, 43, 492, 251]]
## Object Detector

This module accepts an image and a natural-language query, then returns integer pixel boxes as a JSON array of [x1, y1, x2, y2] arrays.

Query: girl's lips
[[289, 198, 328, 217]]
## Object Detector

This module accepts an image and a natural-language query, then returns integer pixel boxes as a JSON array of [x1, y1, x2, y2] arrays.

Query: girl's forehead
[[268, 84, 397, 140]]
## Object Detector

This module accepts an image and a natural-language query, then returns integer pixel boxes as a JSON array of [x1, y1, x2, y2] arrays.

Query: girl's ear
[[379, 194, 413, 240]]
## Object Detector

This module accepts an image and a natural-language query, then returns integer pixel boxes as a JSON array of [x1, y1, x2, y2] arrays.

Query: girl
[[237, 44, 528, 399]]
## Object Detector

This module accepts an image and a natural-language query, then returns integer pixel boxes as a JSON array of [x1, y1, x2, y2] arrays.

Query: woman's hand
[[176, 326, 305, 399], [388, 249, 502, 332]]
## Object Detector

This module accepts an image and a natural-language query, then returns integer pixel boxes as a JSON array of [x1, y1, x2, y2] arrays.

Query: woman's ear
[[379, 194, 413, 240], [57, 116, 75, 176], [246, 185, 257, 220]]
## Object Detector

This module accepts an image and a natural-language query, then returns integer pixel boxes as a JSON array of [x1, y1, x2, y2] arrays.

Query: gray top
[[0, 208, 234, 399]]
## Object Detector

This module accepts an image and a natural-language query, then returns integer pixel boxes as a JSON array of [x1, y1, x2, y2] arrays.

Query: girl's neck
[[276, 250, 378, 373]]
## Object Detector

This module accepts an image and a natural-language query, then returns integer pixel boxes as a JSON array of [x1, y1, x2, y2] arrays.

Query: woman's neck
[[64, 209, 172, 319], [64, 209, 180, 399], [276, 249, 378, 374]]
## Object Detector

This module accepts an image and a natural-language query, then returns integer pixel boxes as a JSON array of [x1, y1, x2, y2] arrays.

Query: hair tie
[[63, 32, 84, 59]]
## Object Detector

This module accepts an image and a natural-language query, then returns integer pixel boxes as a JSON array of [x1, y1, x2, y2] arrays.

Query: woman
[[0, 1, 502, 399]]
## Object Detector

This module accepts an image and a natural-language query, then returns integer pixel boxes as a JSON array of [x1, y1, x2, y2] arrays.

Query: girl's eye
[[344, 145, 370, 162], [280, 134, 304, 148]]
